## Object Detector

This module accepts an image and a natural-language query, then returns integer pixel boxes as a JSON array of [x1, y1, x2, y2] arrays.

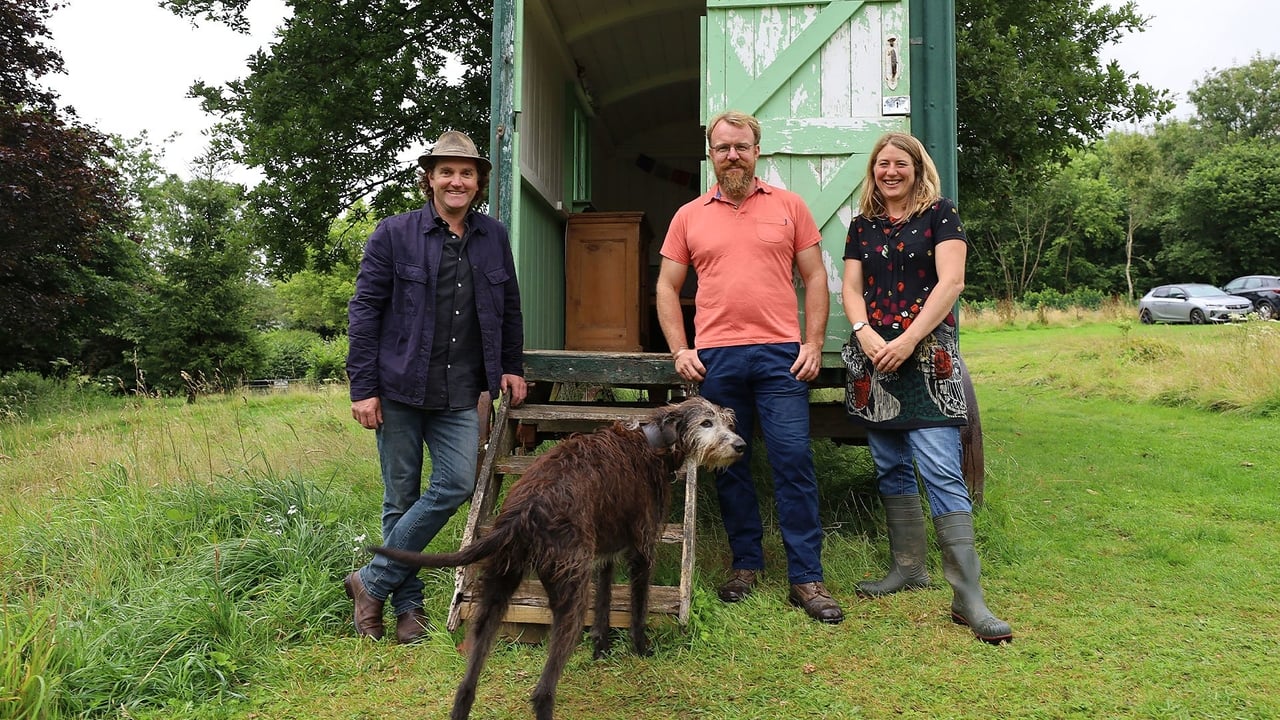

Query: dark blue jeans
[[698, 343, 824, 584], [358, 399, 479, 616]]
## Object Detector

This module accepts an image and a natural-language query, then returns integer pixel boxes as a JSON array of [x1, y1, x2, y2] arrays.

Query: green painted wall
[[514, 182, 565, 350]]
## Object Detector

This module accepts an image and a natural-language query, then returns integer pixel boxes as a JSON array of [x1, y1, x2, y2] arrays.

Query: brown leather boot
[[395, 608, 430, 644], [343, 571, 385, 640], [789, 581, 844, 624], [717, 569, 758, 602]]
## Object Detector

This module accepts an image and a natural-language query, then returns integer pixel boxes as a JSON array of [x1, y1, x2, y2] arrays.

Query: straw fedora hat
[[417, 130, 491, 171]]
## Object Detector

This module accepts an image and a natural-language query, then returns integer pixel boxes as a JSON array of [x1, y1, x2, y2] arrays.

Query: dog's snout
[[731, 438, 747, 454]]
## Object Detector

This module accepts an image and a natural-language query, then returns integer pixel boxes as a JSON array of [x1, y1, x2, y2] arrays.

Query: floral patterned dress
[[841, 198, 969, 429]]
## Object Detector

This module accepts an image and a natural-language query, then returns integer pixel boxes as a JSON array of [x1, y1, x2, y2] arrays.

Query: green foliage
[[1175, 140, 1280, 281], [255, 331, 348, 383], [956, 0, 1174, 299], [0, 601, 57, 720], [133, 175, 266, 395], [272, 205, 371, 335], [0, 370, 116, 423], [1020, 287, 1107, 311], [306, 334, 349, 383], [165, 0, 494, 273], [259, 329, 325, 379], [274, 268, 355, 336], [1189, 54, 1280, 143]]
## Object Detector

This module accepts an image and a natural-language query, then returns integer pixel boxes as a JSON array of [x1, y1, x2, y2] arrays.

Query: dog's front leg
[[591, 559, 615, 659], [626, 550, 654, 657]]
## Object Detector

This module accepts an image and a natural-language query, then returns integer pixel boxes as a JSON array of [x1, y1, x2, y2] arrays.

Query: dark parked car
[[1138, 284, 1252, 324], [1222, 275, 1280, 320]]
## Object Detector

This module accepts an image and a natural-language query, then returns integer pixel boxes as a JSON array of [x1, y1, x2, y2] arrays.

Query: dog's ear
[[659, 411, 682, 447]]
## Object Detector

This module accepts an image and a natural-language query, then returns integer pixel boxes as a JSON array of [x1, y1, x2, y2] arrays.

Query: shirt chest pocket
[[395, 263, 430, 316], [756, 216, 790, 244], [484, 266, 510, 313]]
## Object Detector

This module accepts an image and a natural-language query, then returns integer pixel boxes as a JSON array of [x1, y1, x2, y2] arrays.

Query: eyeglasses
[[710, 143, 756, 157]]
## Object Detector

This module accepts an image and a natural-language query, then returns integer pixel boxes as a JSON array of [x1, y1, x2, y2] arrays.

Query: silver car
[[1138, 283, 1252, 324]]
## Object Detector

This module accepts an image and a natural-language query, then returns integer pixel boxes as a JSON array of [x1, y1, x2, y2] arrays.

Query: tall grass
[[1, 386, 381, 718], [3, 462, 374, 717], [961, 317, 1280, 416]]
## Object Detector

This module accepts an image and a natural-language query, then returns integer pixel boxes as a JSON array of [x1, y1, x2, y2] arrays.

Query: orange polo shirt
[[661, 180, 822, 349]]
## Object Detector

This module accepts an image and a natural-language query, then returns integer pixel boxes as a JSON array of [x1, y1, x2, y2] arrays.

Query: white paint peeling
[[756, 8, 784, 71], [807, 156, 825, 188], [791, 85, 811, 115], [848, 5, 880, 115], [822, 247, 842, 294], [823, 21, 853, 117], [728, 13, 756, 75], [760, 160, 786, 191]]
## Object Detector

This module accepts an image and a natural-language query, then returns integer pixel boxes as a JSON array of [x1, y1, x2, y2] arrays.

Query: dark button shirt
[[424, 219, 485, 410]]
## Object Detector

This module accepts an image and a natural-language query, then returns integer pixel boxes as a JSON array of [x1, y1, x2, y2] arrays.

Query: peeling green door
[[703, 0, 911, 350]]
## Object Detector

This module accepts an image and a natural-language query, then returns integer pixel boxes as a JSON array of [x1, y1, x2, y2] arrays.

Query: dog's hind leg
[[625, 549, 654, 656], [590, 558, 615, 659], [531, 567, 591, 720], [451, 566, 523, 720]]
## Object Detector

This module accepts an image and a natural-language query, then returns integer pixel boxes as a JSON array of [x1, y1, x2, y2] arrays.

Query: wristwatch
[[851, 321, 868, 333]]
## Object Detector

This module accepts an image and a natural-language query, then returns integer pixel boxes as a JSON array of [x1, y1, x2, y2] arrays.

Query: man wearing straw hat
[[344, 130, 527, 644]]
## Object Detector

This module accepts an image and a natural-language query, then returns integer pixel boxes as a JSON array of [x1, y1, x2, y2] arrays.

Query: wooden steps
[[445, 393, 699, 635]]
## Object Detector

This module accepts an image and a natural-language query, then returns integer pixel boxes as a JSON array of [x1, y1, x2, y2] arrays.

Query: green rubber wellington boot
[[856, 494, 932, 598], [934, 511, 1013, 644]]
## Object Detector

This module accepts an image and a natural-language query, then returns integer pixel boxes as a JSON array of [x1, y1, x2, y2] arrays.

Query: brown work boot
[[395, 608, 430, 644], [343, 571, 385, 640], [717, 569, 758, 602], [789, 581, 844, 624]]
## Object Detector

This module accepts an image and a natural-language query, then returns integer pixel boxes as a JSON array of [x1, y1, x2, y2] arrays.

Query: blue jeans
[[698, 343, 824, 584], [866, 426, 972, 517], [358, 399, 479, 616]]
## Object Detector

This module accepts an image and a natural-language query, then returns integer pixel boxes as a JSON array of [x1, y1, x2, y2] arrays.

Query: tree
[[1189, 54, 1280, 143], [1040, 149, 1125, 294], [1096, 132, 1163, 300], [955, 0, 1174, 299], [163, 0, 492, 274], [134, 167, 265, 397], [1173, 141, 1280, 282], [1, 0, 62, 111], [1, 0, 143, 375], [273, 205, 372, 336]]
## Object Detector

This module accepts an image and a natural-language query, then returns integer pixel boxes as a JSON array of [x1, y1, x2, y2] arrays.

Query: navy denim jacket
[[346, 203, 524, 406]]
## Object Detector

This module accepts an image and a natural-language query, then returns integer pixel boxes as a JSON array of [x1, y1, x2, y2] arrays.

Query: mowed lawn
[[2, 320, 1278, 719]]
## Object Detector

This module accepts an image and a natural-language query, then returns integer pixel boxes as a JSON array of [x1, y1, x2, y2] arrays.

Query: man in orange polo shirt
[[655, 110, 841, 624]]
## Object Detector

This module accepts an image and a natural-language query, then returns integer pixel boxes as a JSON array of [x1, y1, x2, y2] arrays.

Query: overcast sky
[[43, 0, 1280, 182], [45, 0, 289, 183], [1098, 0, 1279, 122]]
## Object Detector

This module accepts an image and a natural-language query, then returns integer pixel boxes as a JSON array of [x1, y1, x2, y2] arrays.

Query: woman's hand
[[871, 336, 915, 373]]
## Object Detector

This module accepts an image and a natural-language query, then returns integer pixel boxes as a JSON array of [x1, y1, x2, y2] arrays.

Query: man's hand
[[351, 397, 382, 429], [790, 341, 823, 382], [501, 374, 528, 407], [673, 348, 706, 382]]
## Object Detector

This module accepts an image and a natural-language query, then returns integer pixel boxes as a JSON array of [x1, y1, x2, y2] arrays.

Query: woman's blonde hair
[[856, 132, 943, 219]]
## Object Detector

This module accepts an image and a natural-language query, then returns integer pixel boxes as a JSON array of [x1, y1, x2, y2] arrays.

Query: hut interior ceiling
[[543, 0, 705, 163]]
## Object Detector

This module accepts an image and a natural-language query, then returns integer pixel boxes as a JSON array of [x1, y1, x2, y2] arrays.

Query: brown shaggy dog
[[370, 396, 745, 720]]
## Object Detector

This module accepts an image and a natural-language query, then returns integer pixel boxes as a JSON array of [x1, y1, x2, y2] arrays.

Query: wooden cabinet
[[564, 212, 649, 351]]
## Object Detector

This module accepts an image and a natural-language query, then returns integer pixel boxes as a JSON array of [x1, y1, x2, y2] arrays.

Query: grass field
[[2, 319, 1278, 719]]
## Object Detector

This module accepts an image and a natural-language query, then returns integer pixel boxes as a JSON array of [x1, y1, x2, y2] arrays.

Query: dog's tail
[[367, 526, 512, 570]]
